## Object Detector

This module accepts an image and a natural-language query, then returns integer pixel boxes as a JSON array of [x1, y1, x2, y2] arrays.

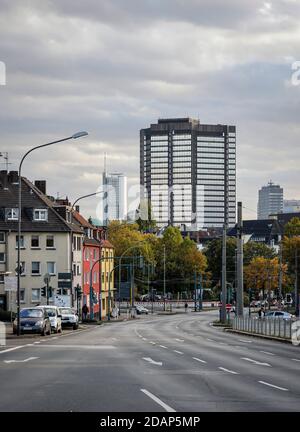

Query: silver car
[[59, 307, 79, 330]]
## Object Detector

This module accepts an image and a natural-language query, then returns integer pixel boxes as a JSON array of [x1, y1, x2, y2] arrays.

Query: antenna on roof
[[0, 152, 12, 171]]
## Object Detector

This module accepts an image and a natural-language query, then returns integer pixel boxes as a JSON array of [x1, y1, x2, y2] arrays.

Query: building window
[[46, 235, 55, 248], [93, 249, 97, 260], [31, 288, 41, 302], [16, 235, 25, 248], [77, 265, 81, 276], [93, 272, 97, 283], [31, 235, 40, 248], [77, 237, 81, 251], [47, 262, 56, 276], [0, 253, 5, 263], [0, 232, 5, 243], [73, 264, 77, 276], [31, 261, 41, 275], [102, 273, 104, 283], [33, 209, 48, 221], [20, 289, 25, 303], [6, 208, 19, 221], [0, 275, 4, 284], [102, 299, 105, 310]]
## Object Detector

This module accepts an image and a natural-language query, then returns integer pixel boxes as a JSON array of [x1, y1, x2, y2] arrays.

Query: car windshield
[[44, 308, 56, 317], [20, 309, 43, 318], [59, 308, 74, 314]]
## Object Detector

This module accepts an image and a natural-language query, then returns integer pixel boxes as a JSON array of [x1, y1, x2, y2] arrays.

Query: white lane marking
[[260, 351, 275, 356], [258, 381, 289, 392], [218, 367, 239, 375], [192, 357, 207, 364], [36, 344, 116, 349], [141, 389, 176, 412], [51, 337, 58, 340], [239, 339, 252, 343], [159, 345, 168, 349], [0, 346, 24, 354], [149, 342, 156, 345], [142, 338, 147, 341], [143, 357, 162, 366], [207, 338, 215, 342], [219, 342, 228, 345], [241, 357, 271, 367], [4, 357, 39, 364], [25, 344, 35, 347], [34, 342, 41, 344], [291, 358, 300, 362], [173, 350, 184, 355], [175, 339, 184, 342]]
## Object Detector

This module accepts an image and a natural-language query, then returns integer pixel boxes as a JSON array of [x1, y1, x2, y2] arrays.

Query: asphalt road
[[0, 311, 299, 412]]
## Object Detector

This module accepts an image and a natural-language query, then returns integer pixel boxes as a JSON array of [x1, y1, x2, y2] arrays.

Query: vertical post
[[295, 248, 298, 316], [199, 273, 203, 311], [46, 278, 49, 305], [194, 270, 197, 312], [163, 244, 166, 311], [220, 224, 227, 323], [118, 257, 121, 316], [17, 170, 22, 336], [278, 238, 283, 301], [89, 268, 94, 320], [236, 201, 244, 317]]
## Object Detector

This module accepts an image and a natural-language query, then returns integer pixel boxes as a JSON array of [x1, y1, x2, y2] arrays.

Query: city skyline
[[1, 1, 300, 222]]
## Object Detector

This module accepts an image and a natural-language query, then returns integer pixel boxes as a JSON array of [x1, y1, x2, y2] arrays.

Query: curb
[[225, 328, 292, 344]]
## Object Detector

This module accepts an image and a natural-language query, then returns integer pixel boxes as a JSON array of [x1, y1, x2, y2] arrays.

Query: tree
[[244, 257, 289, 300], [204, 238, 237, 287], [284, 217, 300, 237], [135, 199, 157, 233], [244, 241, 276, 265]]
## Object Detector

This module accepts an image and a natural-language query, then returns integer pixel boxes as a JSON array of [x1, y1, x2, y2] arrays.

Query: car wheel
[[73, 324, 78, 330], [47, 326, 51, 336], [41, 327, 46, 336]]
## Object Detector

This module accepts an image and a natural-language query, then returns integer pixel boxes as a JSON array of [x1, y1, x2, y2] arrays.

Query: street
[[0, 311, 299, 412]]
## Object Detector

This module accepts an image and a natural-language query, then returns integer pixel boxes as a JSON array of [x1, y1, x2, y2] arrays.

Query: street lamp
[[16, 131, 88, 336]]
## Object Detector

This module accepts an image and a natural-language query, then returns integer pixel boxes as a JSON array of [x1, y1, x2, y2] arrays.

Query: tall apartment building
[[257, 181, 283, 219], [140, 118, 236, 230], [102, 172, 127, 226]]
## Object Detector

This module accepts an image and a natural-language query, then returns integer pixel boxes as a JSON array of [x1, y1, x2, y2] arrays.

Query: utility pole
[[163, 244, 166, 311], [220, 224, 227, 323], [295, 248, 299, 316], [194, 270, 197, 312], [236, 202, 244, 316], [278, 237, 283, 301]]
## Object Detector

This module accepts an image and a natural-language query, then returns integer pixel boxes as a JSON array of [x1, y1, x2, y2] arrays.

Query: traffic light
[[41, 286, 46, 297], [48, 287, 53, 298], [75, 285, 82, 299], [92, 290, 98, 304], [286, 293, 292, 304]]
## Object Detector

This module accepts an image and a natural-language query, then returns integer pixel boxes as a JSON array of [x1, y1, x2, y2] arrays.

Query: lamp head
[[72, 131, 88, 139]]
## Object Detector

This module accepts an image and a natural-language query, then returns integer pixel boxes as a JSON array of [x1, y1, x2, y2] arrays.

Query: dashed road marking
[[141, 389, 176, 412], [218, 367, 239, 375], [192, 357, 207, 364], [258, 381, 288, 392], [260, 351, 275, 356], [142, 357, 162, 366], [241, 357, 271, 367], [159, 345, 168, 349], [173, 350, 184, 355]]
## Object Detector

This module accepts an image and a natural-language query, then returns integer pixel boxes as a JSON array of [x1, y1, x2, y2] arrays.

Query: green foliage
[[284, 217, 300, 237], [136, 199, 157, 233]]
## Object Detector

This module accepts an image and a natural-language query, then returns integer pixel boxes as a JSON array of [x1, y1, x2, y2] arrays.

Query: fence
[[233, 316, 293, 340]]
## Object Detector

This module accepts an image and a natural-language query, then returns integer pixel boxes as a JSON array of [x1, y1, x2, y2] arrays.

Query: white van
[[38, 305, 62, 333]]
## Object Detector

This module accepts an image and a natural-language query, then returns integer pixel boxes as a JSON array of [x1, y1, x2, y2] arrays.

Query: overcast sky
[[0, 0, 300, 221]]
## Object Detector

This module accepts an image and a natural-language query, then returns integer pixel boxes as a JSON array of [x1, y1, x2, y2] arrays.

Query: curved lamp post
[[16, 131, 88, 336]]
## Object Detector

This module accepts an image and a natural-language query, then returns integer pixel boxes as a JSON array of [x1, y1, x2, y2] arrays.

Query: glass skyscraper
[[257, 182, 283, 219], [140, 118, 236, 230]]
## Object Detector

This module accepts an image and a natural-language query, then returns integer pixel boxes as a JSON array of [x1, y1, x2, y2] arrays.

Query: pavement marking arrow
[[241, 357, 271, 367], [142, 357, 162, 366], [4, 357, 39, 364]]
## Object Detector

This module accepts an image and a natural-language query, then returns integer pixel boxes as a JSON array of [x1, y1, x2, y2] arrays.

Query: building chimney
[[0, 170, 8, 190], [75, 205, 80, 213], [8, 171, 19, 184], [35, 180, 46, 195]]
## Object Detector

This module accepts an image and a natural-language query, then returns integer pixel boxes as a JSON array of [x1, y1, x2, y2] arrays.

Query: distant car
[[135, 305, 149, 315], [59, 307, 79, 330], [13, 307, 51, 336], [264, 311, 294, 320], [38, 305, 62, 333]]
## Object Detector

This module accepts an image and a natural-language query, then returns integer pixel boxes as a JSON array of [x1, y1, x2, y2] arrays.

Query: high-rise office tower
[[283, 199, 300, 213], [102, 172, 127, 225], [257, 181, 283, 219], [140, 118, 236, 230]]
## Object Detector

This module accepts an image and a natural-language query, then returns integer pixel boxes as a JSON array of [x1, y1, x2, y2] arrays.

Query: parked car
[[264, 311, 294, 320], [59, 307, 79, 330], [135, 305, 149, 315], [38, 305, 62, 333], [13, 307, 51, 336]]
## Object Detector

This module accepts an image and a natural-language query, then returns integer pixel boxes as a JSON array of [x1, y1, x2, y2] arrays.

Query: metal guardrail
[[233, 316, 293, 340]]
